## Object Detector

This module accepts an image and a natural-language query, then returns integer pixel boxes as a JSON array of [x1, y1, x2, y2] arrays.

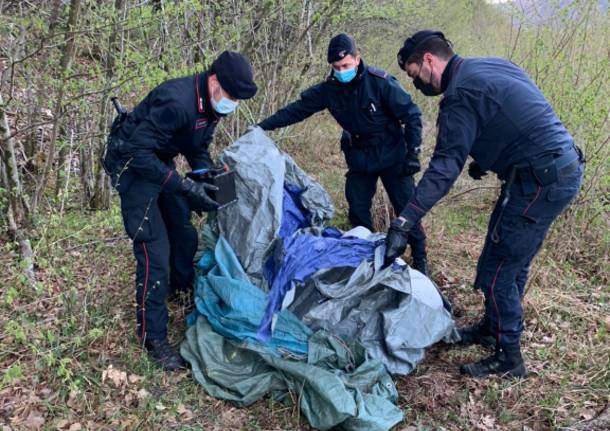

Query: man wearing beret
[[103, 51, 257, 370], [387, 31, 584, 377], [258, 34, 429, 275]]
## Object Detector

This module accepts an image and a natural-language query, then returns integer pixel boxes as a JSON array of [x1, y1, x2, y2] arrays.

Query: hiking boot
[[412, 257, 429, 276], [144, 338, 186, 371], [457, 318, 496, 347], [460, 345, 527, 378]]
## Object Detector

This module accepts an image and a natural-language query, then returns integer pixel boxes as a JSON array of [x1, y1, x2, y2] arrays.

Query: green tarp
[[181, 316, 403, 431]]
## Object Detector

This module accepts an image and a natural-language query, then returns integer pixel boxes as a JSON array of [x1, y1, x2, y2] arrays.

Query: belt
[[513, 147, 582, 183], [491, 147, 582, 243], [552, 149, 581, 172]]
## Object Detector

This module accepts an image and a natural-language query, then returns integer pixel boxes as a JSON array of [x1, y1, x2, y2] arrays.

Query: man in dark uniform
[[257, 34, 429, 275], [385, 31, 584, 377], [103, 51, 257, 370]]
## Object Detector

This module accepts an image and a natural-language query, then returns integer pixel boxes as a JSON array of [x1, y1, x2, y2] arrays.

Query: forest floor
[[1, 120, 608, 430]]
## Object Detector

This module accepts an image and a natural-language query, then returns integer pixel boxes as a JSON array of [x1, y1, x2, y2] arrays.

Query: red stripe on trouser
[[522, 185, 542, 216], [141, 242, 150, 342], [490, 259, 506, 346]]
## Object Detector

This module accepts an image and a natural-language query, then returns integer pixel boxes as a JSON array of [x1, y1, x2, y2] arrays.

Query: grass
[[0, 121, 608, 430]]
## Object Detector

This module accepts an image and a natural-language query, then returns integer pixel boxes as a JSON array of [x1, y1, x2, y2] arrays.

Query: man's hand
[[182, 177, 219, 212], [383, 217, 413, 268], [468, 161, 487, 180], [403, 150, 421, 176]]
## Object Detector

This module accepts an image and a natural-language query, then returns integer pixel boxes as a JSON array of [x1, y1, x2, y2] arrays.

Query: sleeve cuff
[[400, 201, 427, 225], [161, 170, 183, 193]]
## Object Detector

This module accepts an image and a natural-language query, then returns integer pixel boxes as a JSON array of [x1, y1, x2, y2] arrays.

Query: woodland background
[[0, 0, 608, 429]]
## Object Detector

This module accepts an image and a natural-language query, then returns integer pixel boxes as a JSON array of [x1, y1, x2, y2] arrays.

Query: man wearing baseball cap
[[102, 51, 257, 370], [388, 30, 584, 378], [258, 34, 429, 275]]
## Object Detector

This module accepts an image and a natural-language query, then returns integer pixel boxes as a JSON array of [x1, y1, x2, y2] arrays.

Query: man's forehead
[[331, 54, 356, 68]]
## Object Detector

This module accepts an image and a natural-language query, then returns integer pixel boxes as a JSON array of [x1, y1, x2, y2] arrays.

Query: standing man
[[103, 51, 257, 370], [258, 34, 429, 275], [385, 30, 584, 377]]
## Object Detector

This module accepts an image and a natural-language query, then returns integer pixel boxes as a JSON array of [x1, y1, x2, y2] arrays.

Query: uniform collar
[[197, 72, 222, 120], [440, 55, 463, 93]]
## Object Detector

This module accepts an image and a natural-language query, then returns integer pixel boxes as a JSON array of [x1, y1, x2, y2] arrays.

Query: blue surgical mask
[[334, 67, 357, 83], [211, 96, 238, 114]]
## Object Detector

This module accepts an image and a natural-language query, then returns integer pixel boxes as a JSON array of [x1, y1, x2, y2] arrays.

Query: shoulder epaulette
[[367, 66, 389, 79]]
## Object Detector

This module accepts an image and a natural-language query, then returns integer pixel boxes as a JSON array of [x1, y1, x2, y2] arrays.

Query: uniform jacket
[[401, 55, 575, 223], [112, 72, 220, 192], [259, 61, 422, 173]]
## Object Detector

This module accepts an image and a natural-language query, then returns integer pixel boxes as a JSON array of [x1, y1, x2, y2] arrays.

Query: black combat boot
[[144, 338, 186, 371], [460, 344, 527, 378], [457, 317, 496, 347], [412, 257, 429, 276]]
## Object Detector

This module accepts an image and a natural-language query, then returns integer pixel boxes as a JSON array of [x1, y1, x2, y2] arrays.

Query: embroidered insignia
[[195, 118, 208, 129]]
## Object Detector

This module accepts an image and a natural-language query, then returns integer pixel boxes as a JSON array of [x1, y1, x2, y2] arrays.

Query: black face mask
[[413, 61, 441, 96]]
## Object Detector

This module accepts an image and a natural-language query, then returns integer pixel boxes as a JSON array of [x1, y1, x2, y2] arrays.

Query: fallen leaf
[[68, 424, 82, 431], [128, 374, 143, 384], [102, 365, 127, 387], [23, 411, 45, 430], [55, 419, 69, 429], [136, 388, 150, 400], [176, 404, 194, 420], [155, 403, 166, 411]]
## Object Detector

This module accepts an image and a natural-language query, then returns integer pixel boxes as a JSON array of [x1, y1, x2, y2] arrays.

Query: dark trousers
[[119, 176, 197, 341], [345, 163, 427, 260], [474, 161, 583, 347]]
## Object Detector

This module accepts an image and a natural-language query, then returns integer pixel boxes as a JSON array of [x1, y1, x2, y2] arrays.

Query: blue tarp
[[187, 236, 312, 356], [257, 185, 382, 342]]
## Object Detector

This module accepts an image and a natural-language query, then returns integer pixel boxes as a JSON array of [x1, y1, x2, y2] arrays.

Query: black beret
[[397, 30, 446, 70], [327, 33, 356, 63], [211, 51, 257, 99]]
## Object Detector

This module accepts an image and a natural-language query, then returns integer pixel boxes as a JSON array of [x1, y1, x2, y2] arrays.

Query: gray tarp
[[217, 127, 334, 284]]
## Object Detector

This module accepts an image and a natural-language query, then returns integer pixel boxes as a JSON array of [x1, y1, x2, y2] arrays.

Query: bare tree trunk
[[53, 123, 67, 198], [90, 0, 124, 210], [0, 94, 35, 289], [31, 0, 81, 214]]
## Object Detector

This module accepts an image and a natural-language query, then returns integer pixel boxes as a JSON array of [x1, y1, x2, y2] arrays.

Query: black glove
[[468, 161, 487, 180], [182, 177, 219, 212], [383, 217, 413, 268], [403, 150, 421, 176]]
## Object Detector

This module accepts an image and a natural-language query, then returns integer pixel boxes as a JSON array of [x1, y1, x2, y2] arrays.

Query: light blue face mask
[[211, 95, 238, 115], [334, 67, 357, 83]]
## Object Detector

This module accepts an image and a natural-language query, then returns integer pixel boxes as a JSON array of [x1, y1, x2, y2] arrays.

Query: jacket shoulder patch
[[367, 67, 389, 79]]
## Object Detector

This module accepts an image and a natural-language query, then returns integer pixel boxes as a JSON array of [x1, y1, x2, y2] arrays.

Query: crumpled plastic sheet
[[216, 127, 334, 285]]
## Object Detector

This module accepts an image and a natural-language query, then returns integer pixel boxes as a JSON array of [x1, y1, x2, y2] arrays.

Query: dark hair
[[408, 37, 454, 64]]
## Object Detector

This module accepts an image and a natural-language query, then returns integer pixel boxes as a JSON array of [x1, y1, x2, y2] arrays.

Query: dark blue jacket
[[401, 56, 575, 223], [259, 61, 422, 173], [115, 72, 220, 192]]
